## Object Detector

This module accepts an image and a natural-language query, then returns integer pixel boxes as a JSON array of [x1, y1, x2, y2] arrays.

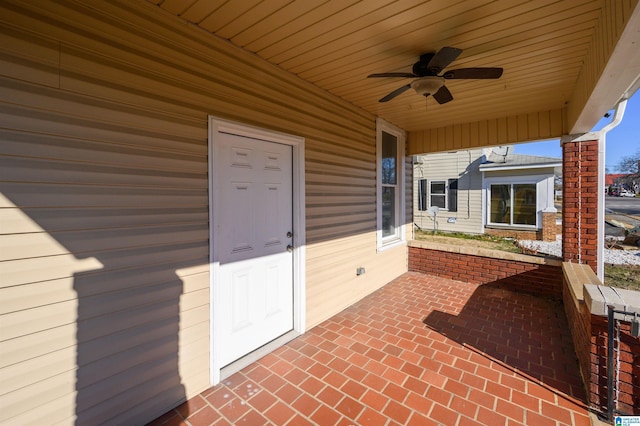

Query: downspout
[[467, 150, 471, 220], [596, 99, 627, 280]]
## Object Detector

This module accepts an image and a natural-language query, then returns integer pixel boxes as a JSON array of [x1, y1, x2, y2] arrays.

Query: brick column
[[562, 139, 599, 272], [541, 209, 557, 242]]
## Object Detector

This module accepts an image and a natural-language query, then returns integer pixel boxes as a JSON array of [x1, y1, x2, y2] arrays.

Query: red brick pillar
[[541, 209, 557, 242], [562, 139, 599, 272]]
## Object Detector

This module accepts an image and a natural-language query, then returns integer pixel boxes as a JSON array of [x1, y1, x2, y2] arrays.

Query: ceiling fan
[[368, 47, 503, 104]]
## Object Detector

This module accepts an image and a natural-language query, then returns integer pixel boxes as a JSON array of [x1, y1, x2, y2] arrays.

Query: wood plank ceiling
[[148, 0, 620, 134]]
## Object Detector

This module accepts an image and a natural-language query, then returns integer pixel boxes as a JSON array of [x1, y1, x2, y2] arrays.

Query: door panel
[[216, 133, 294, 367]]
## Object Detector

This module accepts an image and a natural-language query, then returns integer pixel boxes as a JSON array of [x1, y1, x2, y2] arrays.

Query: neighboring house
[[413, 148, 485, 234], [606, 172, 640, 194], [605, 173, 627, 189], [605, 173, 628, 195], [1, 1, 638, 425], [414, 147, 561, 239]]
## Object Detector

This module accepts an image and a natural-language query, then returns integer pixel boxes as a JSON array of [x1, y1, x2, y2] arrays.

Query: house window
[[418, 178, 458, 212], [489, 183, 536, 226], [377, 119, 405, 249], [430, 181, 446, 208]]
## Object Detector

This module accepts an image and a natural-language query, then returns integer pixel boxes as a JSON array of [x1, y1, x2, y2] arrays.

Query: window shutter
[[448, 179, 458, 212], [418, 179, 427, 211]]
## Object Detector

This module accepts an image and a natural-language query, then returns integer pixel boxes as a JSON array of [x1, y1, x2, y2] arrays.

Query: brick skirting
[[562, 262, 640, 416], [408, 241, 563, 300], [408, 243, 640, 416]]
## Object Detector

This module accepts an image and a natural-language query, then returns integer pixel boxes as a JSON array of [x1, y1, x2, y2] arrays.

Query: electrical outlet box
[[356, 267, 365, 276], [632, 315, 640, 338]]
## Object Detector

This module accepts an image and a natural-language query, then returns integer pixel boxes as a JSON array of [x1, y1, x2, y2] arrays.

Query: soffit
[[149, 0, 637, 135]]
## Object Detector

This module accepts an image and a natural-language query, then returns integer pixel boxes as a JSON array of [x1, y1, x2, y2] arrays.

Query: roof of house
[[479, 152, 562, 172], [605, 173, 629, 185]]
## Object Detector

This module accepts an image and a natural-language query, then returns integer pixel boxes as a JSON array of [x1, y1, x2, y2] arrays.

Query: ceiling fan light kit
[[410, 77, 444, 96], [368, 46, 503, 105]]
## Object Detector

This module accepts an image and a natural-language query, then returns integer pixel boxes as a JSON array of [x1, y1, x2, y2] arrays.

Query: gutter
[[597, 100, 627, 281], [562, 99, 628, 281], [478, 163, 562, 172]]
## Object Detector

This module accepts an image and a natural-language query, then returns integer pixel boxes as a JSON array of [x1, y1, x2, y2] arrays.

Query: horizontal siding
[[0, 1, 405, 425], [413, 150, 485, 234], [306, 233, 407, 329]]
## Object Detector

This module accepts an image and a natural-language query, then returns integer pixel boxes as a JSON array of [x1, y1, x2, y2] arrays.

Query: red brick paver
[[150, 272, 590, 425]]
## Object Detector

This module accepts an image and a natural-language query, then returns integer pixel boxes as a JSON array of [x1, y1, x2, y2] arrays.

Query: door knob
[[286, 245, 294, 252], [287, 231, 293, 238]]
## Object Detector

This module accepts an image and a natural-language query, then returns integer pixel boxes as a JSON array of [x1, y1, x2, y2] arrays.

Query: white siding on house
[[0, 1, 407, 424], [413, 149, 485, 235]]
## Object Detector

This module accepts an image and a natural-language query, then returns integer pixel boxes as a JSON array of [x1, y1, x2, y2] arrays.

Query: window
[[489, 183, 536, 226], [430, 181, 446, 208], [418, 178, 457, 212], [377, 119, 405, 249]]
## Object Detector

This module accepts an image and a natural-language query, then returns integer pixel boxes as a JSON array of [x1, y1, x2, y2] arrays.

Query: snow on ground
[[517, 236, 640, 266]]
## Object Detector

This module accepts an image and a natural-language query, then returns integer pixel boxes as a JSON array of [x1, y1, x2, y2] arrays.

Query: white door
[[216, 132, 294, 367]]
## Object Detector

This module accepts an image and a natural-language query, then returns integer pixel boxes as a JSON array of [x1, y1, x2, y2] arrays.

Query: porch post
[[561, 138, 599, 272]]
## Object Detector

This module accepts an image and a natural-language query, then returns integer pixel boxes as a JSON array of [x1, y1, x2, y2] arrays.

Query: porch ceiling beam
[[407, 108, 565, 155]]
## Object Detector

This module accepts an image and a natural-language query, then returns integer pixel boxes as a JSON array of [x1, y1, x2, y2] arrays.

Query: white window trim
[[428, 179, 448, 211], [485, 177, 539, 228], [376, 118, 406, 250]]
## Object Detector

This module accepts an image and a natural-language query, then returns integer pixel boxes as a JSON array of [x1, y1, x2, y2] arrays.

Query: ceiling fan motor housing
[[410, 77, 444, 96], [412, 62, 429, 76]]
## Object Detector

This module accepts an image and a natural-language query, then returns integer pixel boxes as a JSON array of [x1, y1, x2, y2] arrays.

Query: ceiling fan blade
[[426, 47, 462, 73], [379, 84, 411, 102], [443, 67, 503, 79], [368, 72, 416, 78], [432, 85, 453, 104]]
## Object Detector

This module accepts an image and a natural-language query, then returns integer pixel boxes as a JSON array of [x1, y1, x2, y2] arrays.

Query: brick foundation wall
[[562, 139, 599, 271], [563, 263, 640, 416], [563, 282, 594, 405], [409, 245, 563, 300], [483, 211, 558, 242], [484, 227, 540, 240], [590, 316, 640, 415]]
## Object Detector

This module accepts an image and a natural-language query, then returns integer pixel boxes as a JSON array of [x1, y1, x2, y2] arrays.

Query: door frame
[[208, 116, 306, 385]]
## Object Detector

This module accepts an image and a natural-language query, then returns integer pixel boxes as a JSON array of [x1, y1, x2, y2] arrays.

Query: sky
[[513, 92, 639, 173]]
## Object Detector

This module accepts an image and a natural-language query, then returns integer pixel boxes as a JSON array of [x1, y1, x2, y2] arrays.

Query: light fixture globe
[[410, 77, 444, 96]]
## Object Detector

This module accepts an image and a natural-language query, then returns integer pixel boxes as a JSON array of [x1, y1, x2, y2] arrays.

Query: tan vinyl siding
[[408, 109, 566, 155], [0, 1, 406, 424], [305, 233, 407, 328], [413, 150, 485, 235]]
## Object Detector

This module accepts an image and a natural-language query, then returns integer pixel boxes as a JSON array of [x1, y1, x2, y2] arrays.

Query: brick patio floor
[[149, 272, 591, 425]]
